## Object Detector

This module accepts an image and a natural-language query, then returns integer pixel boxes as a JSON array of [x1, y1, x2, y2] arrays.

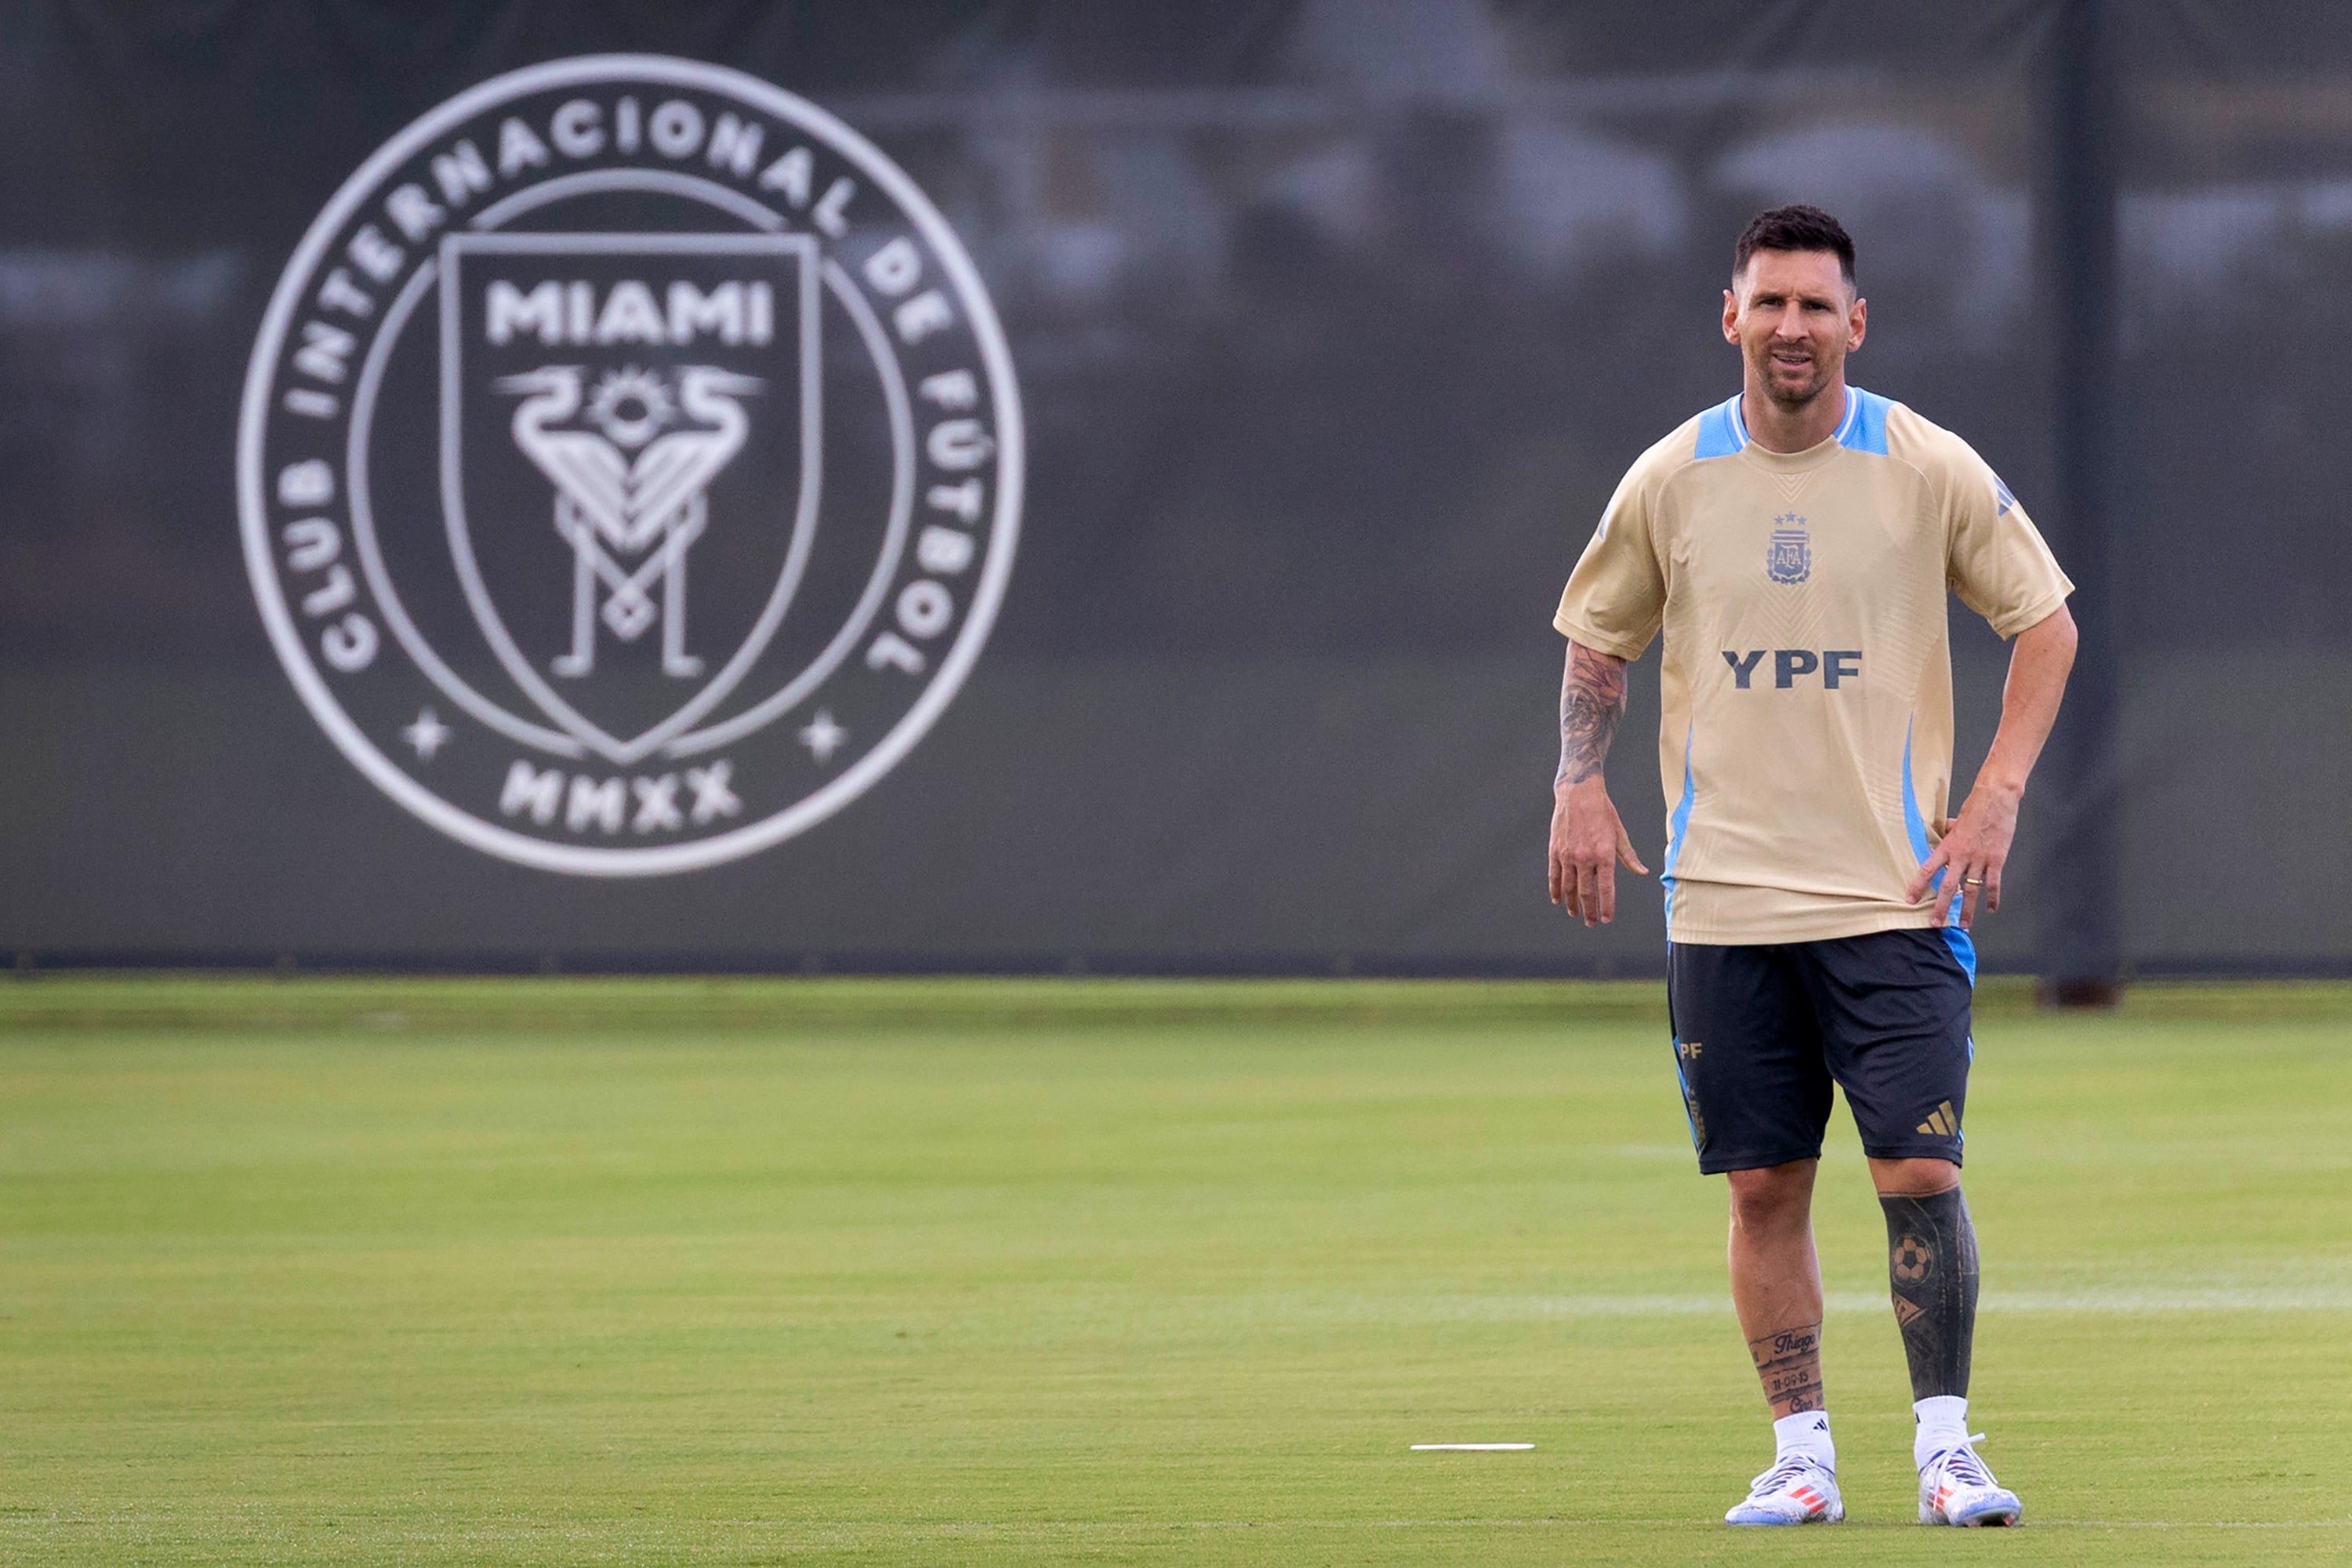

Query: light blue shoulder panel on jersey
[[1835, 385, 1893, 455], [1693, 392, 1748, 458], [1698, 388, 1886, 457]]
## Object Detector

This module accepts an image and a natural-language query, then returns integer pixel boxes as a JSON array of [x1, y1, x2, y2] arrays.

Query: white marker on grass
[[1410, 1443, 1534, 1451]]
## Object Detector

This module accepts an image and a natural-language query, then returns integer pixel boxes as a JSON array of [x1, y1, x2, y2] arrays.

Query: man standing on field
[[1547, 205, 2076, 1527]]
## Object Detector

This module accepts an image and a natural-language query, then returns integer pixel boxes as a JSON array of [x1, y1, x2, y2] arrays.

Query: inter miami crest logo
[[239, 56, 1022, 874], [1766, 512, 1810, 584]]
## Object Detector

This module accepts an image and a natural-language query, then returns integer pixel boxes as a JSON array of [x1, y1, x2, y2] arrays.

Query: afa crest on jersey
[[1766, 512, 1810, 584]]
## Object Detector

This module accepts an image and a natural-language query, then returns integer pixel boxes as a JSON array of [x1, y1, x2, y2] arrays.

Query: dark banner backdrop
[[1, 2, 2344, 973]]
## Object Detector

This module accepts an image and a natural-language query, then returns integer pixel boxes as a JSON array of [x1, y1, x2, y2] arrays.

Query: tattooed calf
[[1748, 1319, 1826, 1417], [1881, 1188, 1980, 1399]]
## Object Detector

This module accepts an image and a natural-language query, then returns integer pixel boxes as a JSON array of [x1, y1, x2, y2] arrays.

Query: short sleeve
[[1944, 450, 2073, 640], [1553, 465, 1666, 659]]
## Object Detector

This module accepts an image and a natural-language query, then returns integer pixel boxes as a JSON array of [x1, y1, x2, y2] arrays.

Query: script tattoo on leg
[[1556, 642, 1628, 786], [1748, 1319, 1826, 1418], [1880, 1186, 1980, 1399]]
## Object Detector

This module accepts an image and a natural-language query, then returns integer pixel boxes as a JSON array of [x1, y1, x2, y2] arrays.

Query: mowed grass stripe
[[0, 979, 2347, 1565]]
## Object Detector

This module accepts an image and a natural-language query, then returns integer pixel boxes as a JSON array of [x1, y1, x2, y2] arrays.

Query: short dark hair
[[1733, 205, 1856, 287]]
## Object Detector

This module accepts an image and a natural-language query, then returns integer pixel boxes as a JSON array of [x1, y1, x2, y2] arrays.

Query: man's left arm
[[1905, 604, 2078, 930]]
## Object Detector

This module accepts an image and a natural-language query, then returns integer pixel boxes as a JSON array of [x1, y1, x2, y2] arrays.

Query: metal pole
[[2034, 0, 2124, 1007]]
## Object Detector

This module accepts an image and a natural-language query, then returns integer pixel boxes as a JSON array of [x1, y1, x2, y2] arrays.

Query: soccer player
[[1546, 205, 2076, 1527]]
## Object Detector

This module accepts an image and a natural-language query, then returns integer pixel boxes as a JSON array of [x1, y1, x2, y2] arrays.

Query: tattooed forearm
[[1556, 643, 1629, 787], [1748, 1320, 1826, 1418]]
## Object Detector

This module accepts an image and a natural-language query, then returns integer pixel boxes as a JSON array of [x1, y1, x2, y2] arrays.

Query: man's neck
[[1741, 375, 1849, 454]]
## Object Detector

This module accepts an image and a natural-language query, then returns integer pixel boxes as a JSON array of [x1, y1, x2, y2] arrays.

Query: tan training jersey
[[1554, 386, 2072, 946]]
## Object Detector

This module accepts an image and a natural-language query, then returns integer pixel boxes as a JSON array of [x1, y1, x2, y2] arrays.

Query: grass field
[[2, 976, 2349, 1566]]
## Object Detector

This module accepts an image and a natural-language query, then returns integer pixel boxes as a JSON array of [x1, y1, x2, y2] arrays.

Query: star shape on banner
[[401, 706, 452, 761], [798, 709, 847, 764]]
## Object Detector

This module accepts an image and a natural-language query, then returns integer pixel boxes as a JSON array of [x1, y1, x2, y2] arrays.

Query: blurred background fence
[[0, 0, 2344, 977]]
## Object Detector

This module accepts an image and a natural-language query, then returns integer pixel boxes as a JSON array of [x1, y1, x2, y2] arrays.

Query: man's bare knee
[[1867, 1156, 1959, 1197], [1726, 1160, 1817, 1235]]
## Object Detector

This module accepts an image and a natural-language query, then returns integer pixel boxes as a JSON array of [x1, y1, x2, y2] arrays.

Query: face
[[1722, 249, 1865, 410]]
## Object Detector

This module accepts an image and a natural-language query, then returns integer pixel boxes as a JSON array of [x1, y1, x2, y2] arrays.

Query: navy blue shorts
[[1665, 927, 1975, 1174]]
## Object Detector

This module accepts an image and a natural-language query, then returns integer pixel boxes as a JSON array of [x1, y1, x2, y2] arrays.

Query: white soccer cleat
[[1918, 1436, 2022, 1526], [1724, 1455, 1843, 1525]]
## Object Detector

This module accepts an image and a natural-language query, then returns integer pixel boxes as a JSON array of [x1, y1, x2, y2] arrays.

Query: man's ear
[[1722, 287, 1741, 345], [1847, 294, 1867, 351]]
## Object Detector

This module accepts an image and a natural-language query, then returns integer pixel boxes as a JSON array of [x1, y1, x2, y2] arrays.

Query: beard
[[1753, 345, 1835, 409]]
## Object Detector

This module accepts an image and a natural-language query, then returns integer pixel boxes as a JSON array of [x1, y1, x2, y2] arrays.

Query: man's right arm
[[1548, 640, 1649, 926]]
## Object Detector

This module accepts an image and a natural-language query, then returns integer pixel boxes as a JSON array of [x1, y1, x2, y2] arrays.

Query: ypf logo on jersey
[[239, 56, 1022, 874]]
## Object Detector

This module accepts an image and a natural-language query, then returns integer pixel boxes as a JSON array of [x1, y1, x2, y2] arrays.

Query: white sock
[[1914, 1395, 1969, 1468], [1773, 1409, 1835, 1471]]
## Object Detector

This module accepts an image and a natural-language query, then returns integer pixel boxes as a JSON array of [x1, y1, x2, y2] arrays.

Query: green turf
[[2, 977, 2348, 1565]]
